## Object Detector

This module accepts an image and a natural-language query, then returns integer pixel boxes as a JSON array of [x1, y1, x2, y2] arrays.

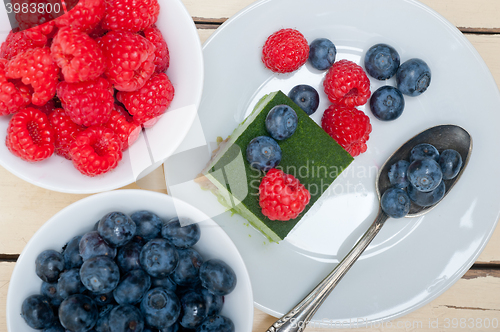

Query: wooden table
[[1, 0, 500, 331]]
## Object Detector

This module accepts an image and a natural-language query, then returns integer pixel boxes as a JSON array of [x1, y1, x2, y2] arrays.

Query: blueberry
[[113, 269, 151, 305], [265, 105, 298, 140], [80, 231, 117, 261], [140, 287, 181, 329], [59, 294, 98, 332], [199, 259, 236, 296], [380, 187, 410, 218], [93, 291, 116, 306], [288, 85, 320, 115], [196, 315, 235, 332], [245, 136, 282, 171], [410, 143, 439, 162], [308, 38, 336, 70], [130, 210, 163, 242], [438, 149, 463, 180], [108, 305, 144, 332], [179, 290, 208, 329], [98, 212, 137, 248], [407, 159, 443, 192], [35, 250, 65, 283], [21, 295, 55, 329], [41, 281, 64, 307], [116, 241, 143, 273], [408, 181, 446, 207], [170, 248, 203, 286], [396, 58, 431, 96], [369, 86, 405, 121], [151, 276, 177, 293], [161, 217, 201, 249], [140, 238, 179, 278], [364, 43, 400, 80], [200, 288, 223, 317], [57, 268, 86, 299], [63, 235, 84, 269], [80, 256, 121, 294], [43, 322, 66, 332], [388, 160, 410, 188], [95, 305, 114, 332]]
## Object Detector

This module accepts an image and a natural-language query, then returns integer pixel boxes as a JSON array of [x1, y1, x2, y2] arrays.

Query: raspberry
[[55, 0, 106, 33], [57, 77, 114, 127], [70, 126, 123, 176], [116, 72, 174, 125], [321, 104, 372, 157], [50, 27, 105, 83], [6, 47, 59, 106], [105, 104, 141, 150], [10, 0, 57, 32], [0, 59, 32, 116], [6, 107, 55, 161], [262, 28, 309, 73], [259, 168, 311, 221], [102, 0, 160, 33], [0, 27, 51, 61], [49, 108, 84, 159], [98, 31, 156, 91], [142, 26, 169, 73], [323, 59, 371, 107]]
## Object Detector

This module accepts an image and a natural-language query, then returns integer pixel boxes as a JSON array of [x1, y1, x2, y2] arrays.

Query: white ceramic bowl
[[0, 0, 203, 193], [6, 190, 253, 332]]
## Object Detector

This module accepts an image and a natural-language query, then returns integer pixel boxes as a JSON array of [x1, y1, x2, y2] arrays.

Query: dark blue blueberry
[[58, 294, 98, 332], [410, 143, 440, 162], [287, 85, 320, 115], [57, 268, 86, 299], [140, 239, 179, 278], [108, 305, 144, 332], [80, 256, 121, 294], [179, 290, 208, 329], [21, 295, 55, 329], [80, 231, 117, 261], [151, 276, 177, 292], [170, 248, 203, 286], [43, 322, 66, 332], [408, 181, 445, 207], [369, 86, 405, 121], [308, 38, 336, 70], [130, 210, 163, 242], [388, 160, 410, 188], [245, 136, 282, 171], [95, 304, 113, 332], [364, 43, 400, 80], [380, 187, 410, 218], [199, 259, 236, 296], [438, 149, 463, 180], [407, 159, 443, 192], [41, 281, 64, 307], [196, 315, 235, 332], [114, 269, 151, 305], [63, 235, 84, 269], [117, 241, 143, 273], [35, 250, 65, 283], [98, 212, 137, 248], [92, 291, 116, 306], [140, 287, 181, 329], [396, 58, 431, 96], [200, 288, 223, 317], [161, 217, 201, 249], [265, 105, 298, 141]]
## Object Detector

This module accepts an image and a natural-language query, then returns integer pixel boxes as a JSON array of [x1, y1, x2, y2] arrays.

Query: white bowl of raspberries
[[0, 0, 203, 193]]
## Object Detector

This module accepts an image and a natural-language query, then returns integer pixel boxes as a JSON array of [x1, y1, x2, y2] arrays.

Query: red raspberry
[[116, 72, 174, 125], [57, 77, 114, 127], [28, 99, 57, 116], [105, 104, 141, 150], [98, 31, 156, 91], [323, 59, 371, 107], [0, 59, 32, 116], [49, 108, 85, 159], [6, 107, 55, 161], [70, 126, 123, 176], [55, 0, 106, 33], [50, 27, 105, 82], [262, 28, 309, 73], [0, 26, 52, 60], [259, 168, 311, 221], [321, 104, 372, 157], [102, 0, 160, 32], [6, 47, 59, 106], [142, 26, 169, 73]]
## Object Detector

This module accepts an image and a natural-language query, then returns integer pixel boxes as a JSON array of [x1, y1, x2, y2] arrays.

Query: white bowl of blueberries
[[6, 190, 253, 332]]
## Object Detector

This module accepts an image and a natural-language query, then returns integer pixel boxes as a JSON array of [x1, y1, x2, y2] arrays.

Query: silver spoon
[[266, 124, 473, 332]]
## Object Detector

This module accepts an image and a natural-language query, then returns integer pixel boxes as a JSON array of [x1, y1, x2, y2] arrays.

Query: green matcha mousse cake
[[199, 90, 353, 242]]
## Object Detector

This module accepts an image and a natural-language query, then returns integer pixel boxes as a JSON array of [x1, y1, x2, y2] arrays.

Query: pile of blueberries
[[381, 143, 463, 218], [21, 211, 237, 332]]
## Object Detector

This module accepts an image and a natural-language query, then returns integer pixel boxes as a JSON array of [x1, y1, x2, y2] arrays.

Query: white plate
[[0, 0, 203, 194], [6, 190, 254, 332], [166, 0, 500, 325]]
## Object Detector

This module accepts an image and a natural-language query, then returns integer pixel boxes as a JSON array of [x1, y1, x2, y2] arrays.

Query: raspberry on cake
[[49, 108, 85, 160], [262, 28, 309, 73], [102, 0, 160, 33]]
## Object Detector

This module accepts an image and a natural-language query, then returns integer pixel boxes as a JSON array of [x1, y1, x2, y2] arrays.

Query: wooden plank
[[0, 262, 14, 332]]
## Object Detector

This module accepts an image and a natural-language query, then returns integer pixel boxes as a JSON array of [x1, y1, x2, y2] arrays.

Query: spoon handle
[[266, 208, 389, 332]]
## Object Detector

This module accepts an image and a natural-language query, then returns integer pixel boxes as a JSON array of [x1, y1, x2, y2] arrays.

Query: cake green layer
[[203, 90, 353, 242]]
